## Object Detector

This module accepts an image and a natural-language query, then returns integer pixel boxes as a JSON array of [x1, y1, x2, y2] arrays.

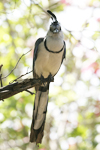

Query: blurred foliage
[[1, 0, 100, 150]]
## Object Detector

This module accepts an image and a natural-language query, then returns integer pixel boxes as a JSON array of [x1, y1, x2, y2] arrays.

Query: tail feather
[[30, 89, 49, 144], [30, 120, 45, 144]]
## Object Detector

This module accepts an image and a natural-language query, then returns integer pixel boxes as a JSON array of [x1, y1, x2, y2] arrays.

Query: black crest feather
[[47, 10, 57, 21]]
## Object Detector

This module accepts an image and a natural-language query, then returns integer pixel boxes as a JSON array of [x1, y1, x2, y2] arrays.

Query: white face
[[50, 21, 61, 34]]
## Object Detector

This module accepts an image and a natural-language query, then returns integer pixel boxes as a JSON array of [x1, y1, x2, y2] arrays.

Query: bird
[[30, 10, 66, 144]]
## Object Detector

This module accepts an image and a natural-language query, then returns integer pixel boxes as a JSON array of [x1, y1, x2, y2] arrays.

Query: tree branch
[[0, 78, 41, 100]]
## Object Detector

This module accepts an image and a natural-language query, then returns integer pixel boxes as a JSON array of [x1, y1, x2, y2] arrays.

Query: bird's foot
[[40, 75, 46, 85], [47, 73, 54, 83], [40, 74, 54, 85]]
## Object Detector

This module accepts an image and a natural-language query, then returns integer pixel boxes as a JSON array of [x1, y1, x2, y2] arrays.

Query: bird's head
[[47, 10, 61, 34], [50, 21, 61, 33]]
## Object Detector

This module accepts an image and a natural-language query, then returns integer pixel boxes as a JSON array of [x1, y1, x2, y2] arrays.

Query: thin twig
[[0, 65, 3, 87], [2, 49, 32, 79], [25, 89, 35, 95], [0, 65, 4, 101], [32, 0, 50, 16], [0, 74, 3, 87], [10, 70, 33, 83]]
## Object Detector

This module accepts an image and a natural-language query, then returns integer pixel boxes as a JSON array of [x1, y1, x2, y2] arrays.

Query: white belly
[[34, 42, 63, 78]]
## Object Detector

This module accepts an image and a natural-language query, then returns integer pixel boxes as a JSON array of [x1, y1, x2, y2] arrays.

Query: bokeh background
[[0, 0, 100, 150]]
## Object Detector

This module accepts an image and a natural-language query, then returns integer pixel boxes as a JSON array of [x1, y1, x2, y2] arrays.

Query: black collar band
[[44, 39, 65, 53]]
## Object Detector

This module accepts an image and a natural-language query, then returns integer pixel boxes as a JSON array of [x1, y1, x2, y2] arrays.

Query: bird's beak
[[53, 28, 59, 33]]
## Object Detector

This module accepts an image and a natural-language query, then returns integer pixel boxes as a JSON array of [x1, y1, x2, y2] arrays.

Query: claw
[[40, 74, 54, 85], [47, 73, 54, 83], [40, 75, 46, 85]]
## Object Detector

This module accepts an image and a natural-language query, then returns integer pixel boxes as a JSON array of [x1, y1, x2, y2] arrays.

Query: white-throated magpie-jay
[[30, 10, 66, 144]]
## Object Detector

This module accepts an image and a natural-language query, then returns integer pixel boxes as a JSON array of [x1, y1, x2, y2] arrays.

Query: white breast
[[34, 34, 64, 78]]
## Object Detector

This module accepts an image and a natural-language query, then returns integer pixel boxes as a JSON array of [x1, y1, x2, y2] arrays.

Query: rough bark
[[0, 78, 41, 100]]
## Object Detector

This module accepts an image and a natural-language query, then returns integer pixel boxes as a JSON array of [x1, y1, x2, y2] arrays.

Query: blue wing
[[61, 41, 66, 64], [63, 41, 66, 60], [33, 38, 44, 74], [53, 41, 66, 76]]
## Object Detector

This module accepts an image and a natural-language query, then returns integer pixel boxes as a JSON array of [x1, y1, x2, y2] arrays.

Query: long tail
[[30, 84, 49, 144]]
